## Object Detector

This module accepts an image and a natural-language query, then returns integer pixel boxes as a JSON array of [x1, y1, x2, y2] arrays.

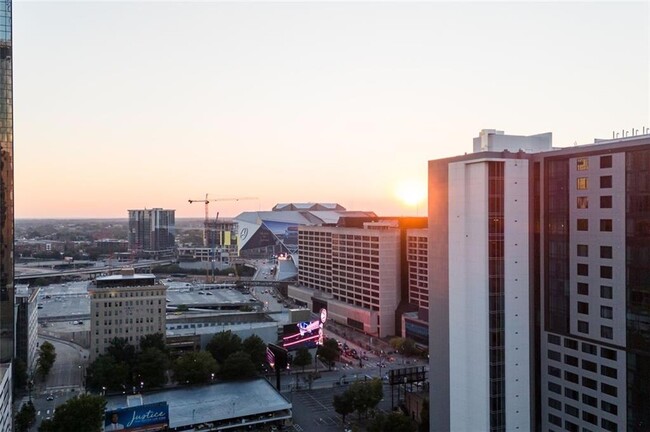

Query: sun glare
[[395, 180, 426, 207]]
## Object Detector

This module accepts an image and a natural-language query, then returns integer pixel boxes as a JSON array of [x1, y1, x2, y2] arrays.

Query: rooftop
[[105, 379, 291, 429]]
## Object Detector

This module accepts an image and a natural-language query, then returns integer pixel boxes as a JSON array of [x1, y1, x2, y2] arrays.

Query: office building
[[428, 129, 650, 432], [402, 229, 429, 346], [15, 285, 40, 371], [128, 208, 176, 256], [89, 268, 167, 361], [0, 1, 12, 428]]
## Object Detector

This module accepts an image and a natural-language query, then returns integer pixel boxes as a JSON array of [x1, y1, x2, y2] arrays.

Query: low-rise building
[[89, 268, 167, 361], [15, 284, 40, 371]]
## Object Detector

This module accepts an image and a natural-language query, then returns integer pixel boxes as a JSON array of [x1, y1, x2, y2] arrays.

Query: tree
[[39, 394, 106, 432], [333, 391, 355, 425], [348, 379, 383, 419], [36, 341, 56, 379], [15, 401, 36, 432], [220, 351, 257, 380], [140, 333, 167, 353], [206, 331, 242, 364], [106, 337, 136, 366], [292, 347, 312, 372], [317, 338, 340, 370], [172, 351, 218, 385], [389, 337, 405, 353], [367, 411, 416, 432], [86, 355, 130, 392], [134, 347, 169, 388], [242, 335, 267, 371]]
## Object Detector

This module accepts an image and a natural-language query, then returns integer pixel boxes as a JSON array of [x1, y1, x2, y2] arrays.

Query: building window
[[600, 195, 612, 208], [577, 263, 589, 276], [600, 175, 613, 188], [548, 365, 561, 377], [601, 418, 618, 432], [601, 306, 613, 319], [600, 246, 613, 259], [601, 325, 613, 340], [564, 354, 579, 367], [564, 371, 579, 383], [582, 411, 598, 426], [582, 376, 597, 390], [578, 320, 589, 334], [582, 359, 597, 372], [577, 219, 589, 231], [582, 342, 597, 355], [600, 219, 613, 232], [577, 282, 589, 295], [601, 400, 618, 415], [600, 266, 613, 279], [548, 350, 561, 361], [548, 414, 562, 427], [600, 285, 613, 299], [577, 158, 589, 170], [577, 244, 589, 257], [548, 334, 561, 345], [577, 196, 589, 209], [601, 383, 617, 397], [601, 365, 617, 379], [577, 177, 589, 190], [564, 420, 579, 432], [601, 347, 617, 360], [564, 388, 579, 401], [564, 338, 578, 350], [548, 397, 562, 411], [577, 302, 589, 314], [582, 393, 598, 407], [548, 381, 561, 394], [600, 155, 613, 169]]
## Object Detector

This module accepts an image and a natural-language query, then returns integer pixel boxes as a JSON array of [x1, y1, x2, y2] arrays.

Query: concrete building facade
[[15, 285, 39, 371], [289, 222, 401, 337], [89, 269, 167, 361], [428, 130, 650, 432]]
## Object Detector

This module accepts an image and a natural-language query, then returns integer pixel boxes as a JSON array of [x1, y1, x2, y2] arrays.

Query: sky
[[13, 1, 650, 219]]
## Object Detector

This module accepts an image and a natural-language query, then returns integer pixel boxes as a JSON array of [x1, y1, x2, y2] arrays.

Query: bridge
[[15, 259, 175, 281]]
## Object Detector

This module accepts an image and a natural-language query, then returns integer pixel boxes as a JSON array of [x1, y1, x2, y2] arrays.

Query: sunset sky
[[14, 1, 649, 219]]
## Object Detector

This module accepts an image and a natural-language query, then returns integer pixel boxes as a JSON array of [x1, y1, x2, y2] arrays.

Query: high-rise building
[[0, 0, 13, 428], [428, 129, 650, 432], [15, 285, 40, 372], [288, 217, 426, 338], [128, 208, 176, 256], [89, 268, 167, 361]]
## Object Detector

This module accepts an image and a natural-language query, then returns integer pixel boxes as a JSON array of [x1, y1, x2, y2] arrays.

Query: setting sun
[[394, 179, 427, 207]]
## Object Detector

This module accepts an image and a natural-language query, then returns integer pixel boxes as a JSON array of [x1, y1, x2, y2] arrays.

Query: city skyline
[[14, 1, 649, 218]]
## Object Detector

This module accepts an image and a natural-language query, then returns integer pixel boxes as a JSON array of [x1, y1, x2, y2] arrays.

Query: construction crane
[[188, 194, 258, 281]]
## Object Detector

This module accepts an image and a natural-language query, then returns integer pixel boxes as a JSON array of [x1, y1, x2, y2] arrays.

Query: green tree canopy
[[36, 341, 57, 379], [134, 347, 169, 389], [206, 330, 242, 364], [172, 351, 218, 385], [139, 333, 167, 353], [38, 394, 106, 432], [15, 401, 36, 432], [418, 398, 429, 432], [317, 338, 340, 370], [86, 355, 130, 392], [242, 335, 267, 371], [333, 391, 355, 425], [219, 351, 257, 380], [292, 347, 312, 372], [106, 337, 136, 366], [368, 411, 417, 432], [348, 379, 383, 419]]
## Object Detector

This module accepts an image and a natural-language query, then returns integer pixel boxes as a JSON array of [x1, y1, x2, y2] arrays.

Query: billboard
[[104, 402, 169, 431], [282, 308, 327, 351]]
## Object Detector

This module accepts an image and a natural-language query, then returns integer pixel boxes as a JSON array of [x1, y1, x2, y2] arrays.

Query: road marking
[[37, 411, 40, 416]]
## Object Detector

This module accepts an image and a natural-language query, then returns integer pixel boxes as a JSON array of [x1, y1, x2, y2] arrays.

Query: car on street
[[46, 395, 54, 401]]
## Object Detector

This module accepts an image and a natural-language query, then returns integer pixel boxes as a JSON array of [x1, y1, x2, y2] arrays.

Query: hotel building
[[428, 129, 650, 432]]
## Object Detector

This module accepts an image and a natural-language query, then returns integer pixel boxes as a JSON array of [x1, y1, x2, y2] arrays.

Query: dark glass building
[[0, 1, 13, 430]]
